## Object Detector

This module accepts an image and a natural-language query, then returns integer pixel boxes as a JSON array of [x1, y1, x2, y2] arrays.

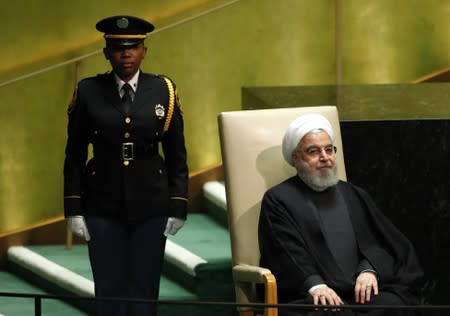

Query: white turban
[[282, 113, 334, 166]]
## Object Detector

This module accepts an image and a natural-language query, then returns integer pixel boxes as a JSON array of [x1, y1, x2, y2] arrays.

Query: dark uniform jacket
[[259, 176, 423, 304], [64, 71, 188, 220]]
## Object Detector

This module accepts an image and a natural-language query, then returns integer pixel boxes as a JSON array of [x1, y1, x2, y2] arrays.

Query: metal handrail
[[0, 0, 240, 89], [0, 291, 449, 316]]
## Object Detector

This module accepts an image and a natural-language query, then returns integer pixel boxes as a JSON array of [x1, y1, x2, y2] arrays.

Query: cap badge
[[155, 104, 165, 120], [116, 17, 129, 29]]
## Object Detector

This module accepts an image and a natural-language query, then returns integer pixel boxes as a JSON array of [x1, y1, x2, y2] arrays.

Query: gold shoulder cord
[[162, 77, 175, 133]]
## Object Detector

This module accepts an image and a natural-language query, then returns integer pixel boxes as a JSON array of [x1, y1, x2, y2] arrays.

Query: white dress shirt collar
[[114, 70, 140, 94]]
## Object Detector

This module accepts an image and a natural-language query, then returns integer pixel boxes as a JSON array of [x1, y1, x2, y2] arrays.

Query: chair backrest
[[218, 106, 346, 301]]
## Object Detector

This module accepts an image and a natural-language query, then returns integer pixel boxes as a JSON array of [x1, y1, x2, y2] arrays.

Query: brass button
[[91, 171, 96, 176], [125, 117, 131, 124], [123, 160, 130, 166], [93, 130, 98, 135], [124, 132, 130, 138], [155, 131, 159, 136], [159, 169, 163, 174]]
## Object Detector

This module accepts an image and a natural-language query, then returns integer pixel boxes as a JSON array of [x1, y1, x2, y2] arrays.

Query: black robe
[[258, 176, 423, 304]]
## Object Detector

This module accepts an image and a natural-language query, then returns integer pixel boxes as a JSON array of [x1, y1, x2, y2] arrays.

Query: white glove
[[164, 217, 185, 236], [67, 215, 91, 241]]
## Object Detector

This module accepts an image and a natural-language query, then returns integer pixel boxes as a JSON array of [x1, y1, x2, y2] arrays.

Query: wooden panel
[[412, 66, 450, 83], [0, 216, 71, 267], [188, 163, 223, 212]]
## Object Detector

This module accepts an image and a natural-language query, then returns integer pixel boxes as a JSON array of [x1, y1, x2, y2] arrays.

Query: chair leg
[[240, 311, 255, 316], [264, 273, 278, 316]]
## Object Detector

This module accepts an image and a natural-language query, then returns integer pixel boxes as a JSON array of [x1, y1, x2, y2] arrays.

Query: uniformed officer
[[63, 15, 188, 316]]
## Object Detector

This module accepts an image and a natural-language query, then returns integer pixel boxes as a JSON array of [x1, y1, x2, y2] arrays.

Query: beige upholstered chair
[[218, 106, 347, 316]]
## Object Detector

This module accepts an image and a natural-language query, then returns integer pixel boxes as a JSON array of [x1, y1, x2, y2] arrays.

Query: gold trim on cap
[[104, 34, 147, 39]]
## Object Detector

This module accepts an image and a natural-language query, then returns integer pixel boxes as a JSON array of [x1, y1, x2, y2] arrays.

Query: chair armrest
[[233, 264, 278, 316], [233, 264, 273, 283]]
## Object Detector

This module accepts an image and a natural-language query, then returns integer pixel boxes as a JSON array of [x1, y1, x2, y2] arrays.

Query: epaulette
[[175, 88, 183, 115], [79, 72, 108, 83], [67, 86, 78, 114], [67, 73, 109, 114]]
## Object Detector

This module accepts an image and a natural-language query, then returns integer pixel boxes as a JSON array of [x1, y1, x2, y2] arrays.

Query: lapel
[[100, 72, 156, 116], [100, 73, 123, 114], [129, 72, 154, 116]]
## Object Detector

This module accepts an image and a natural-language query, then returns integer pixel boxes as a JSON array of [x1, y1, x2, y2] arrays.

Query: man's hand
[[164, 217, 185, 236], [311, 285, 344, 307], [67, 216, 91, 241], [355, 271, 378, 303]]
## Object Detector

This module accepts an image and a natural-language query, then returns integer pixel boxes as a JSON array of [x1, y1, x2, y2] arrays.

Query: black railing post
[[35, 297, 41, 316]]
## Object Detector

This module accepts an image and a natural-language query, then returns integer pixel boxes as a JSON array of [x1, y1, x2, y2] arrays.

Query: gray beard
[[298, 163, 339, 192]]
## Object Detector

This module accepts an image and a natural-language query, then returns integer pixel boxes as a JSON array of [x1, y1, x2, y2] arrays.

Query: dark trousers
[[280, 291, 415, 316], [85, 216, 167, 316]]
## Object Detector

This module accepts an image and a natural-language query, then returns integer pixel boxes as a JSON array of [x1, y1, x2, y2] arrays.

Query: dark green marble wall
[[341, 119, 450, 305]]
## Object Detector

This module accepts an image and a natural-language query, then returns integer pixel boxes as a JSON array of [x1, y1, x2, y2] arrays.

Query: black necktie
[[121, 83, 133, 114]]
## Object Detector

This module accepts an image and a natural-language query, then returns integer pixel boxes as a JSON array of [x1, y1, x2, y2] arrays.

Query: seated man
[[258, 113, 423, 316]]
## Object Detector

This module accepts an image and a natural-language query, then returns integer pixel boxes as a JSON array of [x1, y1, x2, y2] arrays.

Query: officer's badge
[[116, 17, 129, 29], [155, 104, 165, 120]]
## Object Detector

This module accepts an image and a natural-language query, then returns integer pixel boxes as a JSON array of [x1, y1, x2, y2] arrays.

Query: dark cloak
[[258, 176, 424, 304]]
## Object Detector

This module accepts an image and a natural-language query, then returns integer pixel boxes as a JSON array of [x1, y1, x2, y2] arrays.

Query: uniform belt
[[94, 142, 158, 161]]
